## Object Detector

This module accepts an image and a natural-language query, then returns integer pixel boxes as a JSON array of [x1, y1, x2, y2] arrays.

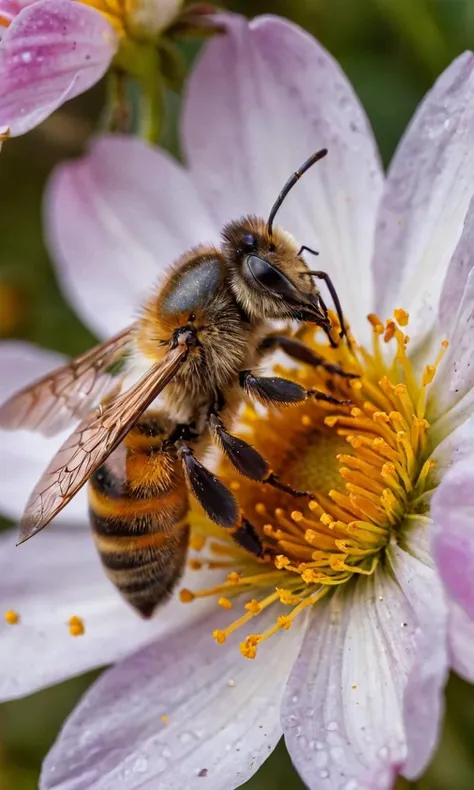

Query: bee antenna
[[266, 149, 328, 237]]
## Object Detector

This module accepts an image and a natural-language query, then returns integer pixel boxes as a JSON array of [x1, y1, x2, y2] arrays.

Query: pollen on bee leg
[[68, 615, 85, 637], [4, 609, 19, 625]]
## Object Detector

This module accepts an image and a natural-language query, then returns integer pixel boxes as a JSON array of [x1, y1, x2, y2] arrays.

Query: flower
[[1, 11, 474, 790], [0, 0, 198, 139]]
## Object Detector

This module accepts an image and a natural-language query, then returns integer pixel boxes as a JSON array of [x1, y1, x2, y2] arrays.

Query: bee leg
[[209, 414, 311, 499], [177, 441, 238, 528], [228, 518, 265, 558], [177, 441, 265, 559], [308, 270, 351, 349], [258, 334, 358, 379], [239, 370, 350, 408]]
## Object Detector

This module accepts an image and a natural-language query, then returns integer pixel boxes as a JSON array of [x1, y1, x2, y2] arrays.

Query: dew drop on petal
[[326, 721, 338, 731], [320, 769, 330, 779], [134, 755, 148, 773], [21, 51, 32, 63]]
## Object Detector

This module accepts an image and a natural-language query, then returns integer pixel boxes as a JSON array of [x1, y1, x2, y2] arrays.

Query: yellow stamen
[[181, 314, 447, 656], [4, 609, 19, 625]]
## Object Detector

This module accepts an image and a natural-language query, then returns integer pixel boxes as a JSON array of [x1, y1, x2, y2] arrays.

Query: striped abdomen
[[88, 414, 189, 618]]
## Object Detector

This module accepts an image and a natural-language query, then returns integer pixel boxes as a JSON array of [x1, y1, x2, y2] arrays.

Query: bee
[[0, 149, 355, 617]]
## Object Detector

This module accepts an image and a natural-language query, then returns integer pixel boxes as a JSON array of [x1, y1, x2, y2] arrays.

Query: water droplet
[[315, 741, 324, 750], [134, 755, 148, 773], [344, 780, 359, 790], [320, 769, 330, 779], [292, 695, 299, 703], [161, 749, 171, 759], [326, 721, 338, 731], [330, 746, 344, 762], [315, 751, 328, 769], [378, 746, 388, 759], [179, 732, 197, 746], [21, 52, 32, 63]]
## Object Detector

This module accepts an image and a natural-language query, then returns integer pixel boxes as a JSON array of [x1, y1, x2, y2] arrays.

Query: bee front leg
[[258, 334, 358, 379], [176, 441, 264, 559]]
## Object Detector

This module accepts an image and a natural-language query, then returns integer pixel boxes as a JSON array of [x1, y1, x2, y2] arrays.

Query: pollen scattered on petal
[[161, 714, 169, 724], [68, 615, 85, 637], [218, 596, 233, 610], [4, 609, 19, 625]]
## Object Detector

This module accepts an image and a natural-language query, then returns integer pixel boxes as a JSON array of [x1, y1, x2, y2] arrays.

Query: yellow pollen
[[4, 609, 19, 625], [182, 313, 447, 656], [161, 715, 169, 724], [68, 615, 85, 637], [189, 534, 206, 551]]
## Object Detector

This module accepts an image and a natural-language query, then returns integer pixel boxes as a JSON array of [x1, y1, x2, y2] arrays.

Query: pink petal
[[0, 340, 87, 523], [0, 0, 117, 136], [432, 459, 474, 620], [182, 14, 383, 341], [0, 528, 219, 701], [41, 606, 305, 790], [448, 599, 474, 682], [373, 51, 474, 342], [45, 134, 219, 338], [282, 539, 448, 789]]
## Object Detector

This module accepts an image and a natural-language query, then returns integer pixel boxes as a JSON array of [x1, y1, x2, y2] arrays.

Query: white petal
[[41, 605, 305, 790], [0, 528, 218, 700], [428, 267, 474, 438], [388, 527, 448, 779], [282, 540, 448, 790], [45, 135, 219, 338], [374, 51, 474, 342], [448, 598, 474, 683], [183, 14, 383, 340], [0, 340, 87, 523]]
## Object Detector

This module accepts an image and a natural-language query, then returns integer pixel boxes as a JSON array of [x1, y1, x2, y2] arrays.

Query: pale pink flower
[[1, 12, 474, 790], [0, 0, 184, 138]]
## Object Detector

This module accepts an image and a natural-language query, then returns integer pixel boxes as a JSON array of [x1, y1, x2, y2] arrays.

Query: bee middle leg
[[176, 441, 264, 558], [208, 413, 313, 500]]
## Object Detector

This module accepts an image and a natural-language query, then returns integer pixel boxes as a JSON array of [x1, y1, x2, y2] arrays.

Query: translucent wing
[[18, 344, 188, 543], [0, 326, 135, 436]]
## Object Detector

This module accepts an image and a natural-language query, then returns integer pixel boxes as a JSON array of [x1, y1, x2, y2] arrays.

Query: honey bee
[[0, 149, 355, 617]]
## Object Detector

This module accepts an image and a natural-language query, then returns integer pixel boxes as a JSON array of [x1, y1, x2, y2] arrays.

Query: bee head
[[222, 216, 330, 331]]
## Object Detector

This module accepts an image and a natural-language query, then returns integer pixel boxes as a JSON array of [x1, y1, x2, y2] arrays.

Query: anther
[[4, 609, 19, 625], [218, 597, 233, 610], [213, 629, 227, 644], [180, 588, 195, 602]]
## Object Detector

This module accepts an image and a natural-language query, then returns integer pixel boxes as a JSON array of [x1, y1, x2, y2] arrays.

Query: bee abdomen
[[89, 451, 189, 618]]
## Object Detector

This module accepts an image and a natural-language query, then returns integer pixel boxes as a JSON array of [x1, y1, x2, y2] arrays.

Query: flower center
[[180, 310, 448, 658], [79, 0, 177, 39]]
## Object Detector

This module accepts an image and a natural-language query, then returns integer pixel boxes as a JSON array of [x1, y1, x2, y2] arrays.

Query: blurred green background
[[1, 0, 474, 787]]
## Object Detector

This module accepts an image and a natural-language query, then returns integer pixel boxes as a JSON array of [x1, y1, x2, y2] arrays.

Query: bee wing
[[0, 326, 135, 437], [18, 344, 188, 543]]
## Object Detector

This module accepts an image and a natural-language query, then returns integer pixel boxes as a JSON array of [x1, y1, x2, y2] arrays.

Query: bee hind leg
[[177, 440, 265, 559]]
